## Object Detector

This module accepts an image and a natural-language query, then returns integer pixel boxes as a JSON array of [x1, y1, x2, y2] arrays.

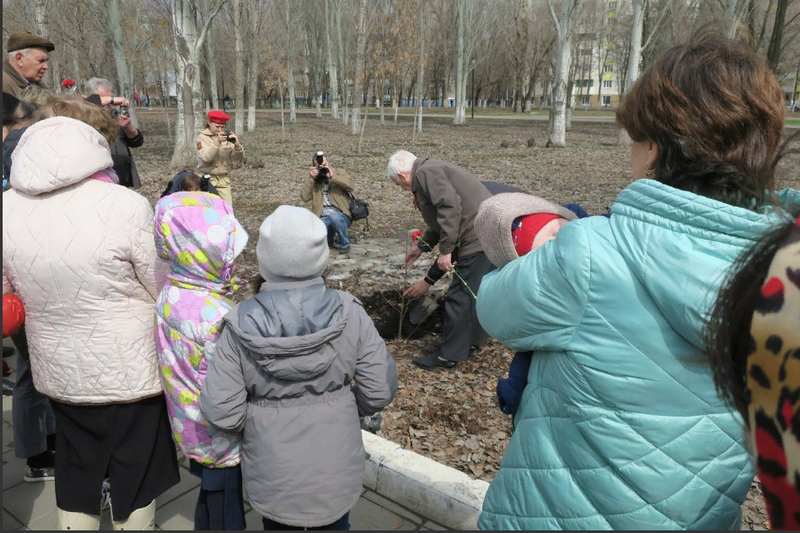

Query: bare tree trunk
[[453, 0, 466, 124], [334, 0, 349, 125], [546, 0, 576, 148], [416, 1, 426, 134], [278, 76, 286, 141], [285, 0, 297, 123], [247, 2, 261, 131], [358, 83, 370, 153], [350, 0, 368, 135], [379, 79, 385, 124], [105, 0, 140, 127], [206, 26, 220, 109], [233, 0, 245, 134], [325, 0, 340, 119], [393, 80, 399, 122], [169, 0, 227, 170], [725, 0, 740, 38], [34, 0, 57, 91], [766, 0, 790, 72], [618, 0, 644, 145]]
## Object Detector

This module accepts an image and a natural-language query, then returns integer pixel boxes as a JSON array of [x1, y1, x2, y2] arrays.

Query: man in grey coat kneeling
[[199, 205, 398, 530]]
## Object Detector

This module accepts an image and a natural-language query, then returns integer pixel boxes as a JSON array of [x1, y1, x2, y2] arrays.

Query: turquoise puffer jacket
[[476, 179, 800, 530]]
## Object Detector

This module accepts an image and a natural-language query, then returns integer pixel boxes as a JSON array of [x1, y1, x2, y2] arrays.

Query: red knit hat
[[208, 110, 230, 124], [511, 213, 563, 257]]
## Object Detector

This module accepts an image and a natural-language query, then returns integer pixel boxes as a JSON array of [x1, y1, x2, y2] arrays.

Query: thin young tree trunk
[[379, 79, 385, 124], [350, 0, 368, 135], [358, 83, 370, 153], [247, 3, 261, 131], [618, 0, 644, 145], [325, 0, 340, 119], [416, 1, 426, 134], [766, 0, 790, 72], [279, 76, 286, 141], [233, 0, 245, 134], [285, 0, 297, 123], [206, 26, 220, 109]]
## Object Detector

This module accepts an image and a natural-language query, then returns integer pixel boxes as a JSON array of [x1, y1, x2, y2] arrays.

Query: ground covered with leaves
[[134, 109, 796, 529]]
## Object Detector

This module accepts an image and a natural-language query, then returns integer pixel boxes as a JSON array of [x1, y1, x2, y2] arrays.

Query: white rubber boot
[[111, 499, 155, 530], [57, 508, 101, 530]]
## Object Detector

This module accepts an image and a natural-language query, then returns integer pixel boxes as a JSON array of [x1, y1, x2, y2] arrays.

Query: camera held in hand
[[314, 150, 329, 180], [225, 131, 236, 144], [110, 106, 129, 118]]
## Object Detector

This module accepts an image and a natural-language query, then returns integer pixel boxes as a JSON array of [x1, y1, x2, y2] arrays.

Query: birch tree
[[204, 24, 220, 108], [169, 0, 228, 169], [283, 0, 298, 123], [416, 0, 427, 134], [233, 0, 245, 133], [545, 0, 579, 147], [618, 0, 645, 145], [246, 0, 267, 131], [325, 0, 341, 119], [350, 0, 369, 135]]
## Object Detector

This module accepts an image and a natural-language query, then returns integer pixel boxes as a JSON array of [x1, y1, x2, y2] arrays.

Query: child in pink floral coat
[[153, 192, 248, 530]]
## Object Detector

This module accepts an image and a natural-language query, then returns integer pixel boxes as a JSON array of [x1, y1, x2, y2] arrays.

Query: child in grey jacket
[[200, 205, 398, 530]]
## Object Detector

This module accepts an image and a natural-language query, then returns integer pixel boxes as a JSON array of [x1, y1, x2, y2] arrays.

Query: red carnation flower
[[61, 79, 76, 89], [411, 230, 423, 243]]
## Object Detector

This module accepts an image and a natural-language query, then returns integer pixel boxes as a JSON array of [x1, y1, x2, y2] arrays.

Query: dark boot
[[413, 353, 456, 370]]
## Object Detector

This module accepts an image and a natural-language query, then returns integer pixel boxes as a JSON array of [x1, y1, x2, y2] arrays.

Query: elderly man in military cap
[[196, 110, 244, 206], [3, 32, 55, 97]]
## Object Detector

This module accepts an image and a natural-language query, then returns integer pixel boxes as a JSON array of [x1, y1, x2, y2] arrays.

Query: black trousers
[[439, 251, 495, 362], [51, 394, 180, 520]]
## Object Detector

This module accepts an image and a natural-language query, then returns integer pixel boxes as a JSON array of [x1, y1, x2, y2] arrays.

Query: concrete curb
[[362, 430, 489, 530]]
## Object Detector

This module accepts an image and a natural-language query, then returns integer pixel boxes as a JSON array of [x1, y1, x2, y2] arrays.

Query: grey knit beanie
[[475, 192, 578, 268], [256, 205, 329, 282]]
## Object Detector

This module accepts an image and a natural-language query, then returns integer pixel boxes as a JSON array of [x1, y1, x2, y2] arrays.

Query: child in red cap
[[474, 193, 589, 418]]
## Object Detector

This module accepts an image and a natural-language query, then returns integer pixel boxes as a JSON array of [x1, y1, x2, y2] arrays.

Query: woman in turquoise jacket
[[476, 35, 800, 530]]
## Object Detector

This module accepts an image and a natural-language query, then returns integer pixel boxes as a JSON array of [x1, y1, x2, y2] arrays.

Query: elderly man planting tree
[[3, 32, 54, 97], [386, 150, 494, 371]]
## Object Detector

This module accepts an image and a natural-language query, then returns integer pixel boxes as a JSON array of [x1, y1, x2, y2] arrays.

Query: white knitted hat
[[256, 206, 329, 282], [475, 192, 578, 268]]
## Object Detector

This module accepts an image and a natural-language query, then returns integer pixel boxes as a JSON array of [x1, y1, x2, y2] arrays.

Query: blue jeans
[[321, 211, 351, 250]]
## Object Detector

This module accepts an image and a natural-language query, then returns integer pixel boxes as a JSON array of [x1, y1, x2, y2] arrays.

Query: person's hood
[[610, 179, 800, 350], [154, 192, 246, 293], [9, 116, 113, 196], [223, 279, 347, 381]]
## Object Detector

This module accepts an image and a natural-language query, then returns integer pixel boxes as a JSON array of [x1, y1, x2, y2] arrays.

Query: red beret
[[208, 110, 230, 124]]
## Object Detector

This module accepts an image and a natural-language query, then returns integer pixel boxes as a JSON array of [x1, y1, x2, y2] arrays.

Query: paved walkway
[[2, 343, 446, 530]]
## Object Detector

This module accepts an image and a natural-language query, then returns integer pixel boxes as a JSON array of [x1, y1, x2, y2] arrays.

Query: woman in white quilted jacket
[[1, 94, 180, 530]]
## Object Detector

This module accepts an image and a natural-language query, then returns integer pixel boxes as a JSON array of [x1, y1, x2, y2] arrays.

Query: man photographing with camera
[[196, 110, 243, 206], [84, 77, 144, 189], [301, 151, 355, 254]]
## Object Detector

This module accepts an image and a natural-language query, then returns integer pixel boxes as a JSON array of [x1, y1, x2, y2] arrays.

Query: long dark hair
[[705, 212, 800, 423]]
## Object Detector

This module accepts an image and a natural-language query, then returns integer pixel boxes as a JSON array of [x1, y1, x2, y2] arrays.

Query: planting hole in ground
[[358, 288, 444, 340]]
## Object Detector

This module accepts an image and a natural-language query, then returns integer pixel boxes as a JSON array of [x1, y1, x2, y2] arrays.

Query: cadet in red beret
[[195, 110, 243, 205]]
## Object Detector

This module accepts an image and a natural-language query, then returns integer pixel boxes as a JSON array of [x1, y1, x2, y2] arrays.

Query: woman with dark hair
[[475, 34, 799, 530], [706, 213, 800, 530]]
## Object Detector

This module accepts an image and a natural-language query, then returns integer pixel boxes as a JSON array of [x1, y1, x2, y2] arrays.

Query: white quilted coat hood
[[10, 116, 113, 195]]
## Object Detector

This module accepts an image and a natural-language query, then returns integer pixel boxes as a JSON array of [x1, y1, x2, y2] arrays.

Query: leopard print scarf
[[748, 215, 800, 530]]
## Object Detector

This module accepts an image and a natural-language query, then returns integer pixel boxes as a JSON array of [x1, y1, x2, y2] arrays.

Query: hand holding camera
[[312, 151, 330, 181]]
